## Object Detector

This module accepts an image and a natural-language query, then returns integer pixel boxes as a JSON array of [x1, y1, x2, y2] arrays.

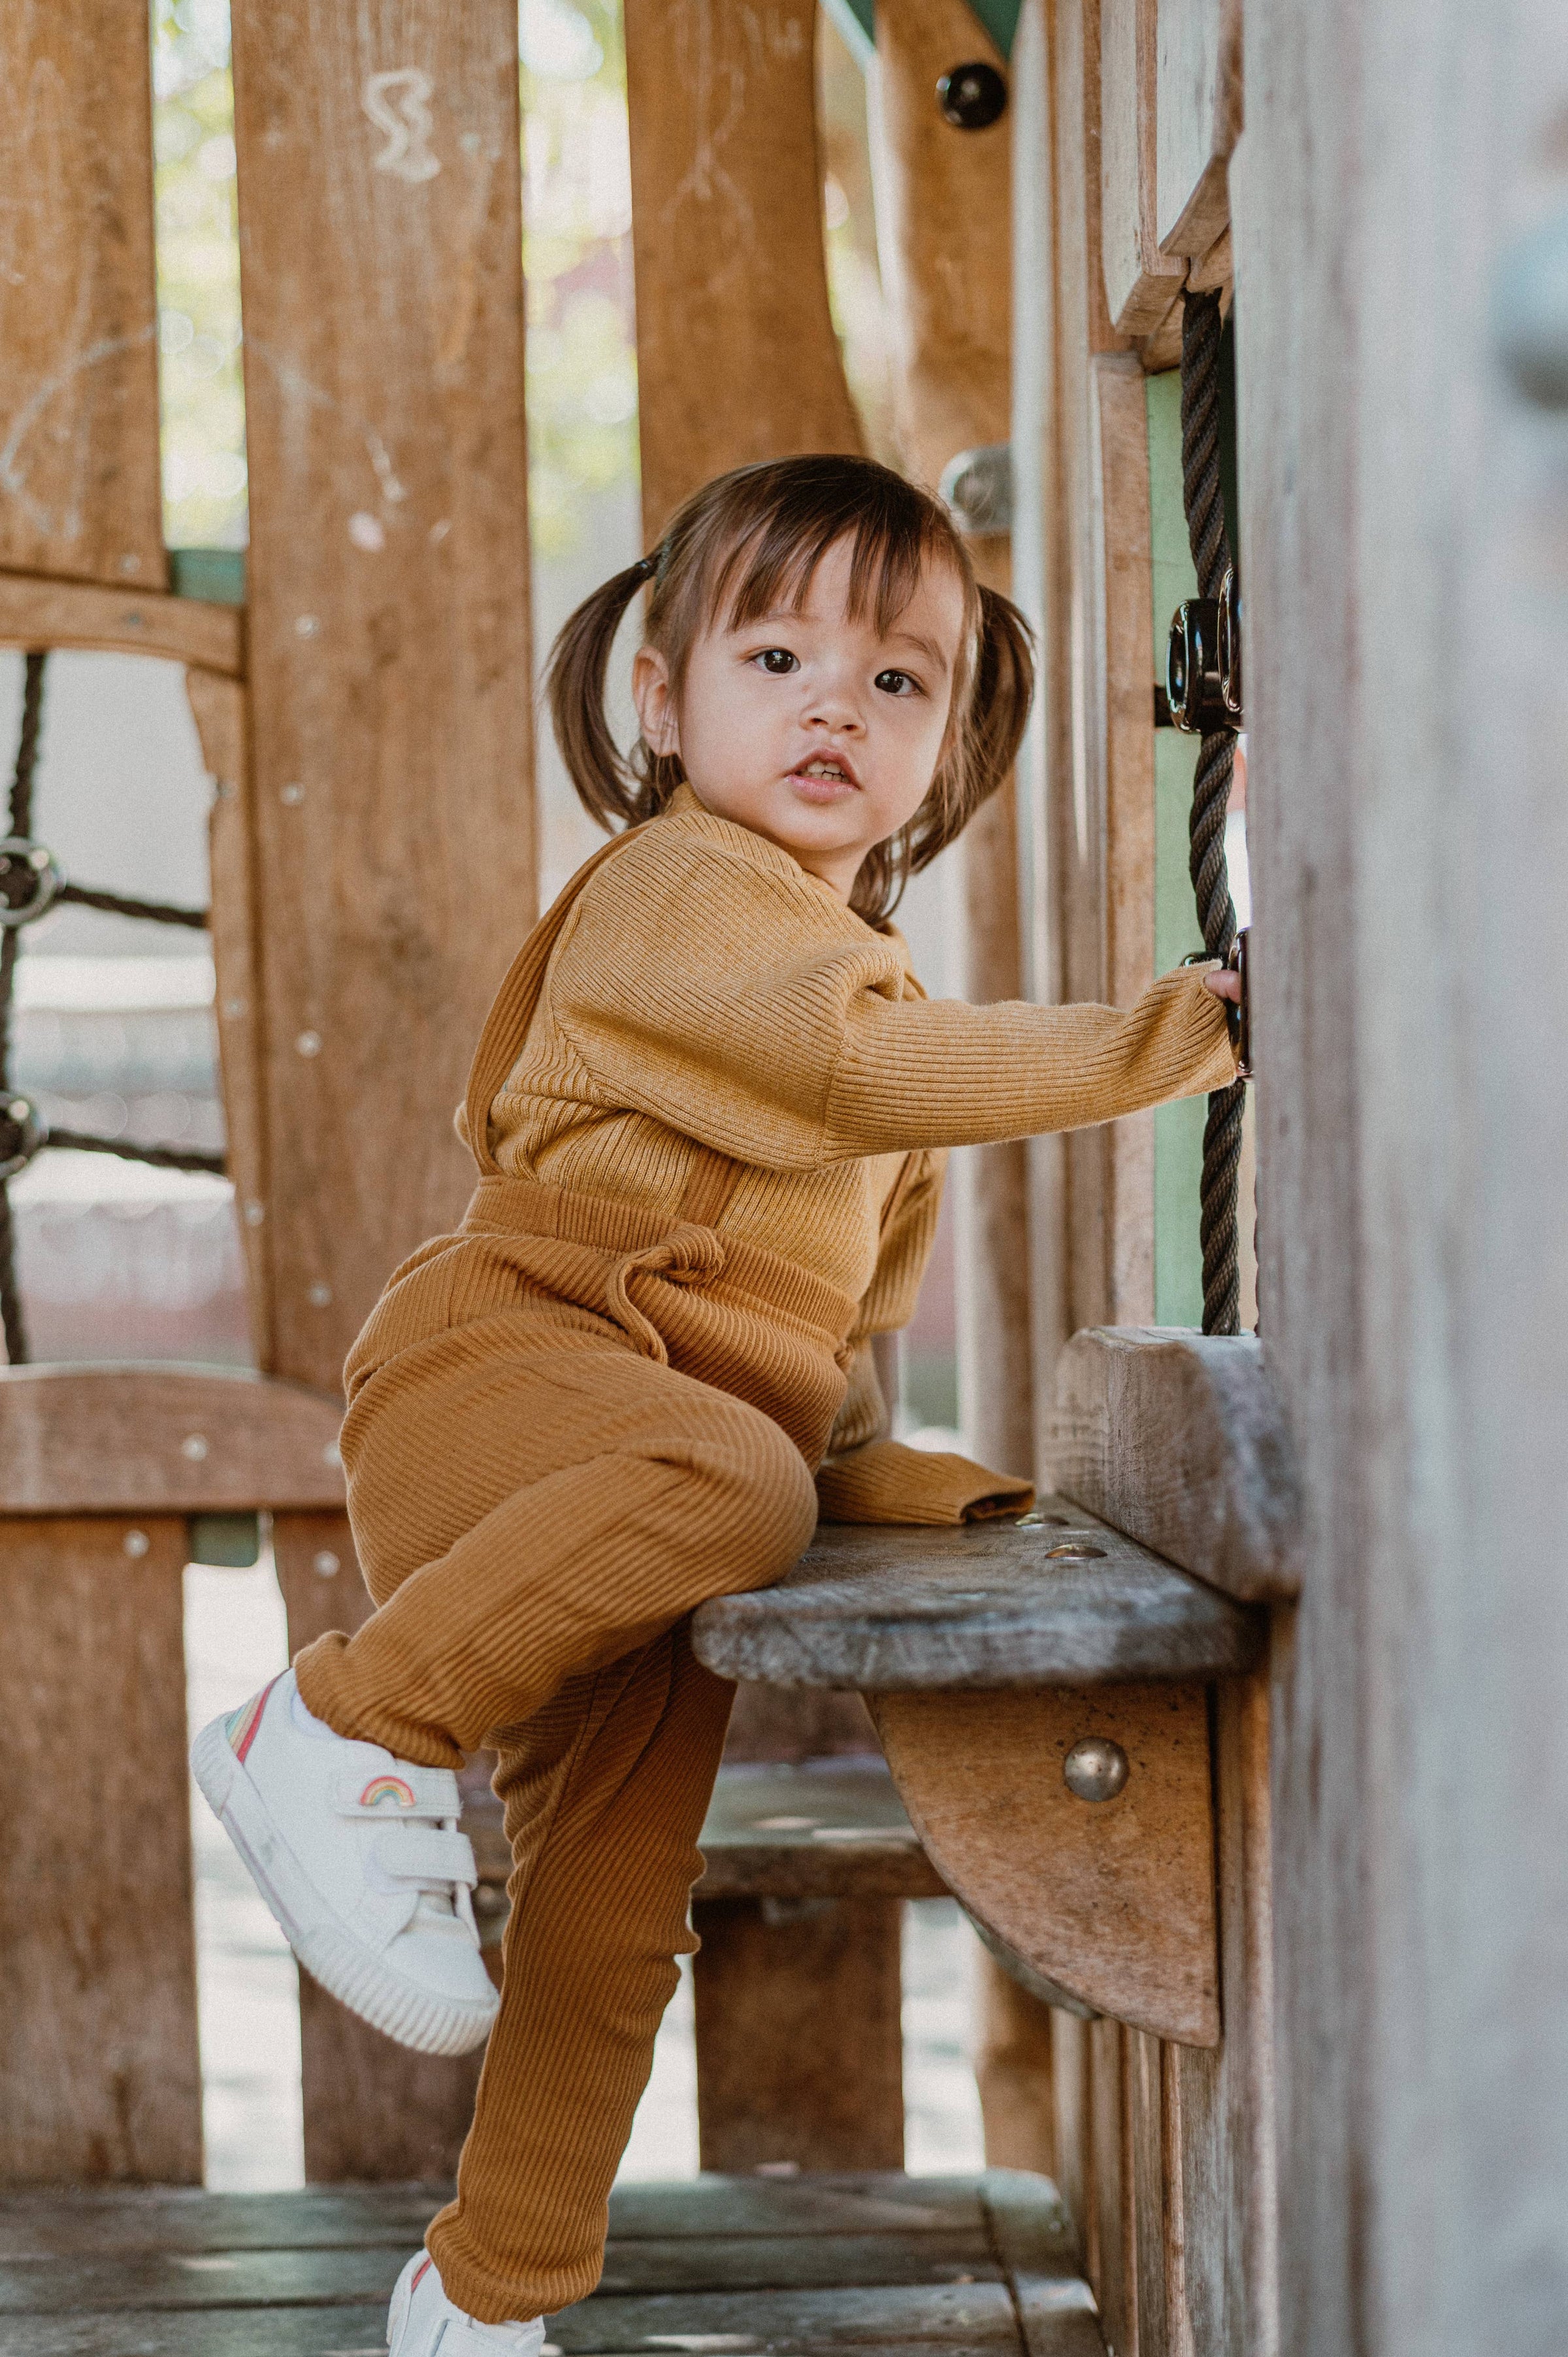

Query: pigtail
[[966, 585, 1036, 795], [545, 557, 662, 834]]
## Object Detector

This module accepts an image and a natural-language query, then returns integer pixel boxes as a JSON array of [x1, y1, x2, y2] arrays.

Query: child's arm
[[554, 832, 1239, 1166]]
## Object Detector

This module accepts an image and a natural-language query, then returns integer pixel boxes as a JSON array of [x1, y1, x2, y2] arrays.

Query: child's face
[[631, 536, 968, 904]]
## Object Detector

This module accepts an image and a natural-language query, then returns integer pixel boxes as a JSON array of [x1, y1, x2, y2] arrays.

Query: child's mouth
[[789, 758, 858, 800]]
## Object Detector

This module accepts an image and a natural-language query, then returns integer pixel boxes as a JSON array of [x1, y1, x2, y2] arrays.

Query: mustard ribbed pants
[[295, 1311, 819, 2326]]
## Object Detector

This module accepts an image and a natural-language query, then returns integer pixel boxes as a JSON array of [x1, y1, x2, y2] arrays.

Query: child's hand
[[1203, 967, 1241, 1005]]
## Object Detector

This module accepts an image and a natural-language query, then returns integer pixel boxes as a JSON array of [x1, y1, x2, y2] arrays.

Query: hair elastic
[[633, 553, 658, 582]]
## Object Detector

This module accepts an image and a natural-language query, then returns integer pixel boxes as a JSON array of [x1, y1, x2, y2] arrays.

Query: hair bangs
[[709, 468, 956, 644]]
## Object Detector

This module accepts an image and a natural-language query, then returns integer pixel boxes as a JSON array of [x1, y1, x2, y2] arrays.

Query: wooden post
[[0, 1, 167, 588], [0, 1518, 203, 2182], [229, 0, 536, 1393], [1233, 0, 1568, 2347], [623, 0, 862, 540]]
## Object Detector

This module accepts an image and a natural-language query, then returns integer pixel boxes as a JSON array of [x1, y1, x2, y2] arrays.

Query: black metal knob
[[0, 1095, 44, 1181], [1217, 566, 1243, 726], [937, 61, 1007, 129], [0, 836, 61, 928]]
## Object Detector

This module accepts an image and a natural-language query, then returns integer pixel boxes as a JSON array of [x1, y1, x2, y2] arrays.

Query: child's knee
[[653, 1402, 817, 1585]]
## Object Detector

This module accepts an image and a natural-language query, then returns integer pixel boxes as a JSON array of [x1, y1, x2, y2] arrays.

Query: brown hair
[[544, 453, 1034, 924]]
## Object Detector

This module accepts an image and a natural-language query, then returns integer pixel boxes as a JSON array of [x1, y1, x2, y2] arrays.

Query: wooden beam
[[229, 0, 535, 1393], [0, 1517, 202, 2182], [0, 3, 166, 590], [0, 576, 242, 673], [0, 1366, 343, 1514], [1049, 1326, 1303, 1601], [623, 0, 862, 540], [872, 1682, 1219, 2046]]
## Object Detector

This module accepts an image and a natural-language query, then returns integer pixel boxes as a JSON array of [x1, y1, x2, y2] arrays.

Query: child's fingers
[[1203, 969, 1241, 1004]]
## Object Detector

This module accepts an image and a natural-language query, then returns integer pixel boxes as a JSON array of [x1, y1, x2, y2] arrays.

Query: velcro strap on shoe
[[372, 1826, 478, 1890]]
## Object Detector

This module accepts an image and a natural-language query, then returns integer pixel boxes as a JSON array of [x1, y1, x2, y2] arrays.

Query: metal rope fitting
[[0, 1096, 44, 1180], [0, 837, 61, 928]]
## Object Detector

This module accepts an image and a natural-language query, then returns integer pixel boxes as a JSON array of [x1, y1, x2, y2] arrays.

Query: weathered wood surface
[[1154, 0, 1241, 263], [1049, 1326, 1303, 1601], [272, 1512, 489, 2181], [187, 670, 272, 1361], [0, 1366, 344, 1513], [230, 0, 535, 1395], [0, 3, 166, 588], [0, 2174, 1106, 2356], [692, 1500, 1263, 1689], [0, 577, 242, 672], [693, 1896, 906, 2171], [973, 1955, 1060, 2175], [1098, 0, 1186, 340], [873, 1682, 1219, 2045], [0, 1518, 202, 2183], [1226, 0, 1568, 2341], [623, 0, 862, 540]]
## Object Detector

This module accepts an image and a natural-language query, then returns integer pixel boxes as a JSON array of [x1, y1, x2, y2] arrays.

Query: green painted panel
[[1146, 372, 1205, 1328], [825, 0, 1020, 68], [168, 546, 246, 606]]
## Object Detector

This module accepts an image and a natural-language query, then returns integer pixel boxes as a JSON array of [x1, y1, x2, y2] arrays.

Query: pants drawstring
[[602, 1224, 728, 1363]]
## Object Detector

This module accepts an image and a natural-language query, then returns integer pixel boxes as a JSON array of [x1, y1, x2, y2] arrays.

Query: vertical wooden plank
[[229, 0, 535, 1393], [1230, 0, 1568, 2344], [0, 1517, 202, 2183], [1126, 2031, 1166, 2357], [187, 668, 273, 1371], [691, 1896, 905, 2172], [0, 1, 167, 589], [1153, 0, 1241, 263], [623, 0, 862, 540], [869, 0, 1034, 1493], [1087, 2018, 1132, 2354], [1051, 2008, 1093, 2264], [273, 1510, 487, 2181], [1098, 0, 1185, 342]]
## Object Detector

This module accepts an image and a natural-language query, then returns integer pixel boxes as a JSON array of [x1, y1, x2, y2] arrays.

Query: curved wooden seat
[[692, 1501, 1264, 2050]]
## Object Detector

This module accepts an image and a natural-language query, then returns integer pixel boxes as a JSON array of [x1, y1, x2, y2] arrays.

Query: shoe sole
[[190, 1713, 499, 2059]]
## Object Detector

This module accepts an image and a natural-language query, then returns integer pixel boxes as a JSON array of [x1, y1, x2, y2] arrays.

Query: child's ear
[[632, 645, 680, 759]]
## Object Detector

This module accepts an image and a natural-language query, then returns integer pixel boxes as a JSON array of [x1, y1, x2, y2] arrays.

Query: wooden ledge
[[1049, 1327, 1303, 1601], [0, 571, 244, 676], [691, 1499, 1264, 1691], [0, 1364, 344, 1516]]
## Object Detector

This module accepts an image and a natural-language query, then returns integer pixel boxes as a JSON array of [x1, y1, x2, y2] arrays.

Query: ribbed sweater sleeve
[[551, 820, 1237, 1169]]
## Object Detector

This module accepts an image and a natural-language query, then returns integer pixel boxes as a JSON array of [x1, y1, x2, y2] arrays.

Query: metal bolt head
[[181, 1433, 210, 1461], [1045, 1542, 1107, 1561], [313, 1550, 340, 1579], [1063, 1736, 1130, 1803], [123, 1528, 151, 1559], [937, 59, 1007, 130]]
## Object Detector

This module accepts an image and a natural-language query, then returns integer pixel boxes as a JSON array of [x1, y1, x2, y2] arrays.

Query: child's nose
[[806, 683, 862, 732]]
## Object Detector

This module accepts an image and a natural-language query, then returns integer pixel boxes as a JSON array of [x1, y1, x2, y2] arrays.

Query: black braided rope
[[56, 882, 210, 928], [0, 651, 45, 1361], [1179, 292, 1247, 1337], [45, 1126, 226, 1176]]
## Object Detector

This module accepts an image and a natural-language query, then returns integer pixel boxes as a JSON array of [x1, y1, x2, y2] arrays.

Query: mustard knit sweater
[[480, 786, 1235, 1478]]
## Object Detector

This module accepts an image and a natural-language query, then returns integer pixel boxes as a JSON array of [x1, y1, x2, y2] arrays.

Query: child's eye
[[874, 668, 921, 697], [753, 648, 799, 675]]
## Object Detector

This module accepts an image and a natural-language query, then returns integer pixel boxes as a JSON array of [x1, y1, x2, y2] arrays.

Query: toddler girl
[[195, 454, 1238, 2356]]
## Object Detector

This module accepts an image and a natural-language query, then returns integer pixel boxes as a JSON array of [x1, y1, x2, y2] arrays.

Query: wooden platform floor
[[0, 2171, 1106, 2356]]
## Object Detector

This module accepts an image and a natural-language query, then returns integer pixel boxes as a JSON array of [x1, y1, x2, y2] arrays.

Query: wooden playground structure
[[1, 2, 1564, 2354]]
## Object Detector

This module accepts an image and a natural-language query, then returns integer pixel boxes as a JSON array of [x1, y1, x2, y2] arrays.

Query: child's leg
[[294, 1322, 819, 1764], [425, 1625, 731, 2324]]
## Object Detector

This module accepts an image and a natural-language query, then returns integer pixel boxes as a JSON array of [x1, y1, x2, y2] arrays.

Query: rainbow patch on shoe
[[359, 1774, 417, 1809], [225, 1676, 280, 1764]]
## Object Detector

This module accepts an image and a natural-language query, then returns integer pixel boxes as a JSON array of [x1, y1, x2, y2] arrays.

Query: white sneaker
[[190, 1668, 499, 2056], [388, 2251, 546, 2354]]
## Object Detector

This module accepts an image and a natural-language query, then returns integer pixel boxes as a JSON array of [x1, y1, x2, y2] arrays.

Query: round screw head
[[180, 1433, 210, 1461], [1063, 1736, 1130, 1803], [1045, 1542, 1107, 1561], [313, 1550, 340, 1579], [937, 60, 1007, 130], [123, 1528, 151, 1559]]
